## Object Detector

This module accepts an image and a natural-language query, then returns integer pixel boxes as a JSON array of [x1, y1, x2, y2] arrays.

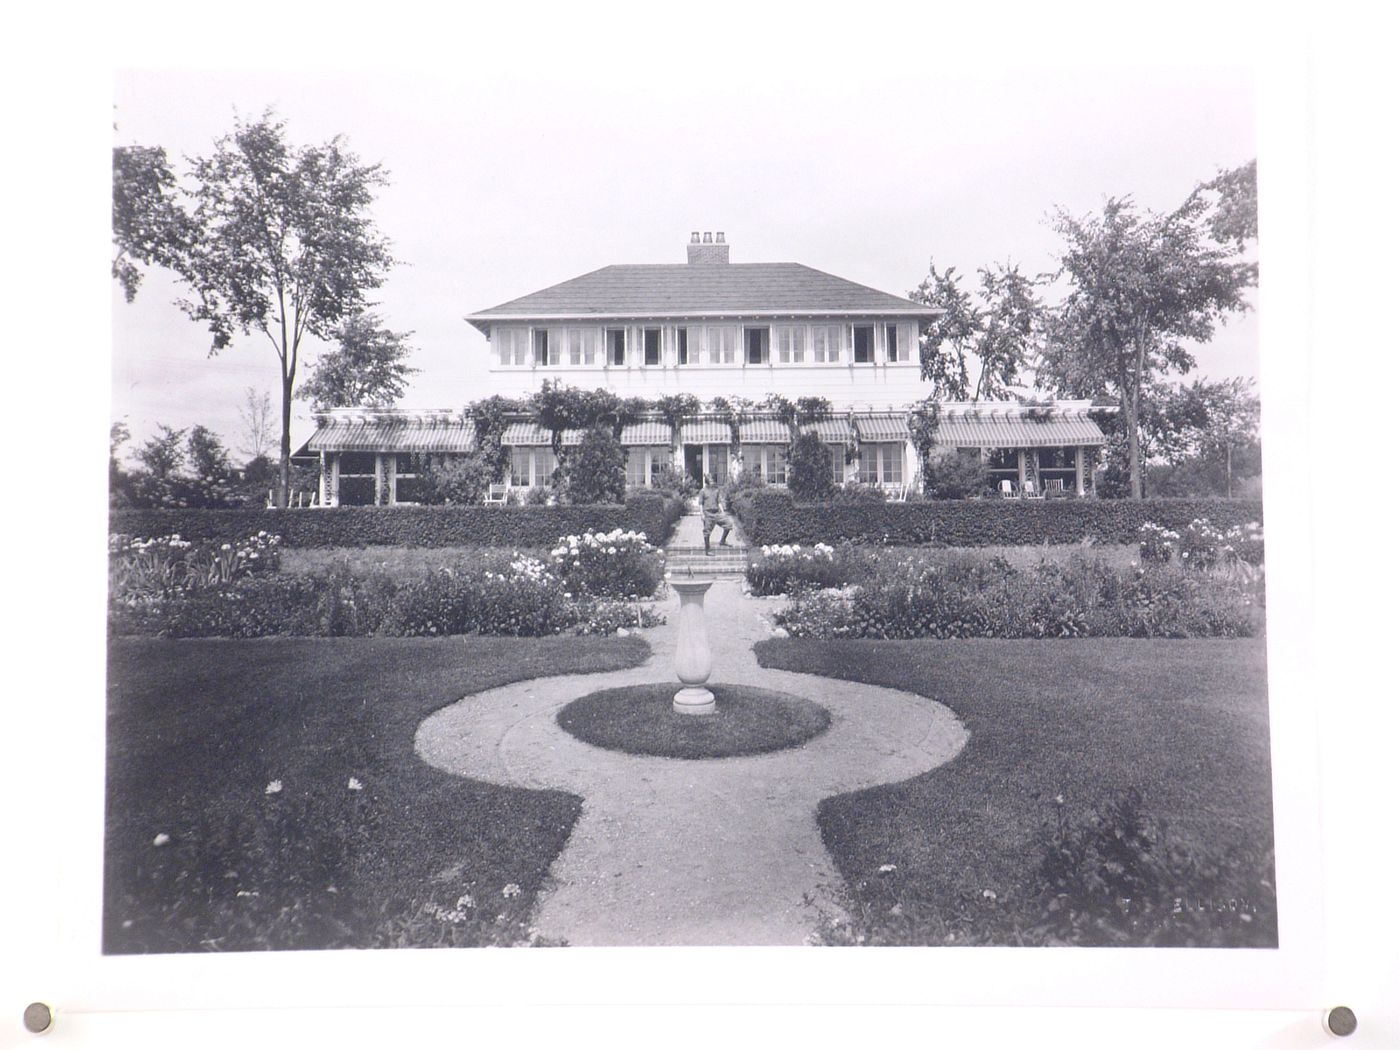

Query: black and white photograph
[[5, 3, 1397, 1046], [101, 60, 1273, 956]]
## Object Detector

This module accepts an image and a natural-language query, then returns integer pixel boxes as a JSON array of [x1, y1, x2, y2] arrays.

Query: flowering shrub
[[1137, 523, 1179, 564], [371, 554, 575, 637], [1137, 518, 1264, 576], [746, 543, 863, 596], [109, 532, 282, 606], [550, 529, 664, 599], [1224, 521, 1265, 566], [1178, 518, 1226, 569], [775, 556, 1258, 640], [570, 597, 667, 636]]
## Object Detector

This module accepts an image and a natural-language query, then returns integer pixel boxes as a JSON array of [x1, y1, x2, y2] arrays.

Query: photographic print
[[104, 60, 1273, 957]]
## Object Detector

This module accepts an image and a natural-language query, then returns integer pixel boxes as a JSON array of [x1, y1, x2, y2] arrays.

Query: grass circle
[[557, 683, 831, 759]]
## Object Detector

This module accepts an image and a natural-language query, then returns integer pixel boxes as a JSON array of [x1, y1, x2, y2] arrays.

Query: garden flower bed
[[109, 532, 667, 638], [753, 518, 1265, 640], [774, 556, 1261, 640], [745, 542, 858, 596]]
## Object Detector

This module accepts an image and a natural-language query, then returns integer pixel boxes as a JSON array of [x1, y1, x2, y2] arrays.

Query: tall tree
[[1193, 159, 1258, 249], [186, 424, 232, 481], [111, 145, 189, 302], [298, 312, 418, 410], [910, 261, 1040, 400], [236, 386, 276, 464], [111, 112, 395, 506], [134, 424, 187, 480], [1144, 377, 1261, 497], [1036, 189, 1256, 498]]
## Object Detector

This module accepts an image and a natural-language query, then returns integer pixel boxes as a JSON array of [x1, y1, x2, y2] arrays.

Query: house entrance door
[[684, 444, 704, 484]]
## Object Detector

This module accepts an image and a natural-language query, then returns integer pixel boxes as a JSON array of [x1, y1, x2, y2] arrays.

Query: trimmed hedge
[[110, 494, 686, 549], [733, 492, 1264, 547]]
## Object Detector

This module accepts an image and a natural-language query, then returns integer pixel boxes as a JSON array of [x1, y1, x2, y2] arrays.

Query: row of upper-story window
[[490, 321, 919, 369]]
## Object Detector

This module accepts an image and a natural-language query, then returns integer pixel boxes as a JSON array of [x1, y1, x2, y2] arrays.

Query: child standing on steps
[[699, 475, 734, 555]]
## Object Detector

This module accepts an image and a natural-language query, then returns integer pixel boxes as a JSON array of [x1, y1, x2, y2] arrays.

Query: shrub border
[[733, 493, 1263, 547], [110, 495, 686, 550]]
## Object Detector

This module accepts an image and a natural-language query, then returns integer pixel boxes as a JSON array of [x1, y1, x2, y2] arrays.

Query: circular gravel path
[[415, 579, 968, 946]]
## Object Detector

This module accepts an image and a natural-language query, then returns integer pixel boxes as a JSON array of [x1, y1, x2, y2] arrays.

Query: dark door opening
[[684, 444, 704, 484]]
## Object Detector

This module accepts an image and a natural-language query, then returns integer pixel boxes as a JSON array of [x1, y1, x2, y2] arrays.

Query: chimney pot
[[686, 231, 730, 265]]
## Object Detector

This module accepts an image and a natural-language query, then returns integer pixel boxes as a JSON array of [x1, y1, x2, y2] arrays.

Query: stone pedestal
[[671, 578, 715, 715]]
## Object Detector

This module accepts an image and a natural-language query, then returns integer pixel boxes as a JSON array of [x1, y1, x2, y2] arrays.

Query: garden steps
[[665, 509, 750, 576], [664, 544, 749, 577]]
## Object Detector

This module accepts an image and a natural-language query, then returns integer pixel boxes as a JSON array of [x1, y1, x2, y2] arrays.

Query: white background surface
[[1, 2, 1396, 1047]]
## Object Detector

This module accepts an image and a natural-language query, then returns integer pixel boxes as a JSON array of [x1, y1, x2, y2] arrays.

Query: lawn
[[104, 633, 649, 952], [755, 636, 1275, 947], [556, 683, 830, 758]]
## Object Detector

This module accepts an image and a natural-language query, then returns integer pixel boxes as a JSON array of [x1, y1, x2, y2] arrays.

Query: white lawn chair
[[998, 479, 1018, 499], [484, 483, 510, 506], [1021, 479, 1044, 499], [1044, 478, 1066, 497]]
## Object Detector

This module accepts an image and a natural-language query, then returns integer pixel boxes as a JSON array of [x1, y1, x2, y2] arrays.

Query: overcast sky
[[111, 63, 1256, 459]]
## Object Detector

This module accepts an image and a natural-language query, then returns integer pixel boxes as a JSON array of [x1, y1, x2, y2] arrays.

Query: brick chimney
[[687, 230, 730, 265]]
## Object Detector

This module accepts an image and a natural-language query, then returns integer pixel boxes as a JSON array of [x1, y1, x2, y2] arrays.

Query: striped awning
[[801, 418, 853, 442], [620, 421, 672, 446], [934, 413, 1106, 448], [853, 413, 910, 442], [681, 419, 731, 444], [306, 419, 476, 454], [500, 423, 586, 446], [739, 419, 790, 443]]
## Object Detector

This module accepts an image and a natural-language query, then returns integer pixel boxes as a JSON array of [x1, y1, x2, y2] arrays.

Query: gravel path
[[415, 579, 967, 946]]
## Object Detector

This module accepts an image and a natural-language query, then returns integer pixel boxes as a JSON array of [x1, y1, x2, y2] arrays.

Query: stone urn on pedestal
[[670, 578, 715, 715]]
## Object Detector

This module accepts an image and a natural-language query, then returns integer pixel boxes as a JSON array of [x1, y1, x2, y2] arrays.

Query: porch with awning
[[303, 414, 478, 506], [931, 406, 1108, 496], [932, 410, 1105, 449]]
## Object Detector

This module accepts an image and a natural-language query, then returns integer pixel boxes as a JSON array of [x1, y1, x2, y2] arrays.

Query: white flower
[[502, 883, 522, 898], [265, 780, 283, 795], [877, 863, 896, 873], [152, 832, 171, 847], [982, 889, 997, 901], [347, 777, 363, 791], [456, 893, 475, 909]]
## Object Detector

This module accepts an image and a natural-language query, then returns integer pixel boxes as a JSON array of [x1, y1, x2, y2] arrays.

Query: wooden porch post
[[374, 453, 384, 505], [330, 453, 341, 507], [1075, 447, 1086, 496], [1017, 450, 1027, 488], [386, 455, 398, 505], [318, 451, 328, 506]]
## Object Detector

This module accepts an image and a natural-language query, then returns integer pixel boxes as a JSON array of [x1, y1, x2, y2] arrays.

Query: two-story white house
[[303, 233, 1108, 504]]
